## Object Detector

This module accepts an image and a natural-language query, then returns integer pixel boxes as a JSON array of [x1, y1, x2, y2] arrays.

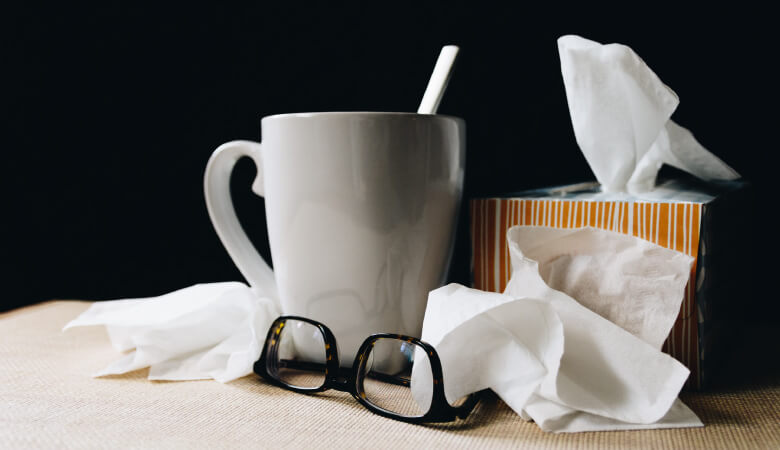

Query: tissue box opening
[[469, 177, 751, 390]]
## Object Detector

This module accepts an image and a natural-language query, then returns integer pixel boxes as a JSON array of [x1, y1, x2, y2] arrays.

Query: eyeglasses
[[253, 316, 481, 423]]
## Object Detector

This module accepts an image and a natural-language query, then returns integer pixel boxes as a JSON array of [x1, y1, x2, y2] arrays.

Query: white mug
[[204, 112, 465, 364]]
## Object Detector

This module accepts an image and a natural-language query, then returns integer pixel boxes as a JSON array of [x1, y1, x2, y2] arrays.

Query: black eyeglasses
[[253, 316, 481, 423]]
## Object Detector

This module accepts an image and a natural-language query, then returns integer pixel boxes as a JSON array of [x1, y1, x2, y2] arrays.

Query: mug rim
[[261, 111, 464, 122]]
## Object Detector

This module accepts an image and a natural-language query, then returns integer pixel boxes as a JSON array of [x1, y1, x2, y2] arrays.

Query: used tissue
[[413, 226, 703, 432], [64, 282, 279, 382], [558, 35, 739, 193]]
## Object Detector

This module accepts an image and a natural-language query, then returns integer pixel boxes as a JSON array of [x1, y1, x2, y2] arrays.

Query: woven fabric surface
[[1, 301, 778, 449]]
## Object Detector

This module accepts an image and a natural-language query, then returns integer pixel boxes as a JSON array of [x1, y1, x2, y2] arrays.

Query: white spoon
[[417, 45, 460, 114]]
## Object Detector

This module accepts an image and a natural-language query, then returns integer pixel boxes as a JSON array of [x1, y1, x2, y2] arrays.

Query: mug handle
[[204, 140, 277, 296]]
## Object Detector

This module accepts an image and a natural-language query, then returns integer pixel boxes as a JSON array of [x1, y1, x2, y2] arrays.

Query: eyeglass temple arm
[[453, 389, 485, 419]]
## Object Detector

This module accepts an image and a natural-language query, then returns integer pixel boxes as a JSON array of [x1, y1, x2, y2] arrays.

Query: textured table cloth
[[1, 301, 778, 449]]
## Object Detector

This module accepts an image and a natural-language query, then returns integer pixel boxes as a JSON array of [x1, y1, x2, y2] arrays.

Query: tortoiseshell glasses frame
[[253, 315, 481, 424]]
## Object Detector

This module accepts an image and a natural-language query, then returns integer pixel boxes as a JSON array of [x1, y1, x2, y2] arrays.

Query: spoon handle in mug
[[204, 140, 277, 297]]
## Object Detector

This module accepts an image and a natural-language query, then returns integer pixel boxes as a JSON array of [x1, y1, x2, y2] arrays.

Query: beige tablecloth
[[1, 301, 778, 449]]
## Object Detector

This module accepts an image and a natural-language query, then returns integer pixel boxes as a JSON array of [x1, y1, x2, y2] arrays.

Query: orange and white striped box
[[469, 178, 750, 389]]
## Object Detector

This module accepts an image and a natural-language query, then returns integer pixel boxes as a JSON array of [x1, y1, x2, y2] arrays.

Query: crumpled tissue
[[558, 34, 739, 193], [64, 282, 279, 383], [412, 226, 703, 432]]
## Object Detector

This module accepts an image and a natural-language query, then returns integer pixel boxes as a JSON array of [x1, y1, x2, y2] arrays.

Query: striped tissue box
[[469, 178, 750, 390]]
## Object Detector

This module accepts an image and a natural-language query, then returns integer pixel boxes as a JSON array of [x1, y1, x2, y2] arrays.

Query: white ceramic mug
[[204, 112, 465, 364]]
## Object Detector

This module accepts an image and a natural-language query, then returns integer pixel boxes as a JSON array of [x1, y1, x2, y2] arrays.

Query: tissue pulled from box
[[64, 282, 279, 383], [412, 226, 702, 432], [558, 35, 739, 193]]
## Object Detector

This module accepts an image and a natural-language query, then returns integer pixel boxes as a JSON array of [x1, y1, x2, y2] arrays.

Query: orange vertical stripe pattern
[[470, 199, 703, 389]]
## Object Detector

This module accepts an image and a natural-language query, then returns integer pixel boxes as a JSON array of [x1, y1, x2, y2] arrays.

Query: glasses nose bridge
[[329, 366, 355, 393]]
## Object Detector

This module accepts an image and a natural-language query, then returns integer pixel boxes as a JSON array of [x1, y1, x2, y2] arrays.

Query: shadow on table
[[680, 320, 780, 427], [226, 374, 516, 431]]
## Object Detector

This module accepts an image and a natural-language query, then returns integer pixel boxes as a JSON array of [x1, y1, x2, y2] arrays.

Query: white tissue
[[509, 226, 693, 349], [413, 226, 703, 432], [64, 282, 279, 383], [558, 35, 739, 193]]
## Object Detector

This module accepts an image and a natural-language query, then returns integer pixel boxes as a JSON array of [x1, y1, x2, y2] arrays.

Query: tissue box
[[469, 177, 750, 390]]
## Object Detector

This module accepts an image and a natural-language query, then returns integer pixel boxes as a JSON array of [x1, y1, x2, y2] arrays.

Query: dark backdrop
[[3, 3, 775, 319]]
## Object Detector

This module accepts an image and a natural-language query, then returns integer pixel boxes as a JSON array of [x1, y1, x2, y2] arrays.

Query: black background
[[3, 3, 776, 325]]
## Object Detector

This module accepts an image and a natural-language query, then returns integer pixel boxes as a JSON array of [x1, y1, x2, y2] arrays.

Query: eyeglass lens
[[359, 337, 433, 417], [265, 319, 328, 389]]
